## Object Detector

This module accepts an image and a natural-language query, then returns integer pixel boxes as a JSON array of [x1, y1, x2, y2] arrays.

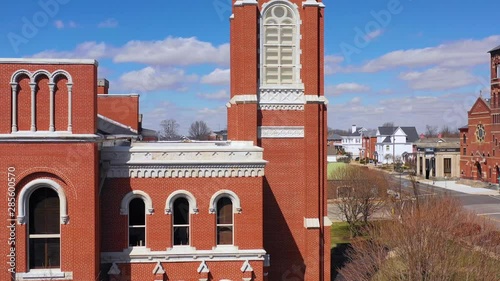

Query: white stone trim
[[152, 261, 166, 275], [258, 126, 304, 138], [226, 95, 258, 108], [241, 260, 254, 273], [260, 0, 303, 87], [165, 190, 198, 214], [10, 69, 74, 133], [323, 216, 332, 227], [234, 0, 258, 6], [197, 260, 210, 273], [102, 141, 267, 178], [107, 164, 265, 179], [305, 95, 329, 105], [17, 179, 69, 225], [108, 263, 121, 275], [101, 247, 267, 263], [15, 270, 72, 280], [120, 190, 154, 215], [302, 0, 326, 8], [258, 104, 304, 110], [209, 190, 242, 214], [0, 133, 101, 142], [1, 58, 97, 65], [304, 218, 320, 229]]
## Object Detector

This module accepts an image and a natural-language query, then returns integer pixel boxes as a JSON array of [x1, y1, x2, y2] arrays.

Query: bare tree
[[159, 119, 180, 140], [424, 124, 438, 138], [330, 165, 388, 236], [339, 196, 500, 281], [439, 125, 460, 137], [382, 122, 395, 127], [188, 120, 211, 140]]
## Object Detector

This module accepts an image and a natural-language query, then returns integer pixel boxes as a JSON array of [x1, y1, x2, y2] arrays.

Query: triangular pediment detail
[[469, 98, 491, 115]]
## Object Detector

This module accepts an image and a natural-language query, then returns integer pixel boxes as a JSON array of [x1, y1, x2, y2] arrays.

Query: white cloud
[[325, 83, 370, 96], [364, 29, 384, 41], [359, 35, 500, 72], [113, 37, 230, 66], [54, 20, 77, 29], [324, 55, 347, 75], [31, 41, 111, 59], [399, 67, 479, 91], [98, 18, 119, 28], [201, 68, 230, 85], [117, 66, 198, 92], [197, 89, 229, 100], [329, 92, 477, 133]]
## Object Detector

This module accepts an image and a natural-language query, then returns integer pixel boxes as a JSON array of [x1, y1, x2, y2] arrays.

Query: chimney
[[352, 125, 356, 134], [97, 78, 109, 94]]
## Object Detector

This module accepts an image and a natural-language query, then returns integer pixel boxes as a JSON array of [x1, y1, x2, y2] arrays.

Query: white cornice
[[101, 248, 266, 264], [102, 141, 267, 178], [302, 0, 325, 8], [0, 133, 101, 142], [0, 58, 98, 66], [234, 0, 258, 6], [258, 126, 305, 138]]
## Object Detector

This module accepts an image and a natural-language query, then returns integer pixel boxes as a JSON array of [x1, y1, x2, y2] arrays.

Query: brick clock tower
[[227, 0, 330, 280]]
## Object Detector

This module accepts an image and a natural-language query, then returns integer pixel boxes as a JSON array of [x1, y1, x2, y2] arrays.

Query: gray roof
[[342, 127, 365, 137], [327, 133, 342, 140], [489, 44, 500, 53], [382, 136, 392, 143], [378, 126, 419, 143], [98, 115, 138, 136]]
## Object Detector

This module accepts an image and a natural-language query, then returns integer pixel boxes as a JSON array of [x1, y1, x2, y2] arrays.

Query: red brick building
[[460, 44, 500, 183], [0, 1, 329, 280]]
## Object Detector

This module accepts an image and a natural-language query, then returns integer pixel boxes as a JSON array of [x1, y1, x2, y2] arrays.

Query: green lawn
[[331, 221, 351, 248], [327, 162, 346, 180]]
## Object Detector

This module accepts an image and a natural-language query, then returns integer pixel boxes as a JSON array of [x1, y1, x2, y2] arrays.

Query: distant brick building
[[0, 1, 329, 280], [460, 44, 500, 183]]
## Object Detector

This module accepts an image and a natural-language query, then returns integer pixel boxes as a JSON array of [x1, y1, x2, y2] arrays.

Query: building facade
[[415, 138, 461, 179], [375, 126, 419, 164], [340, 125, 365, 158], [460, 44, 500, 183], [0, 1, 329, 281]]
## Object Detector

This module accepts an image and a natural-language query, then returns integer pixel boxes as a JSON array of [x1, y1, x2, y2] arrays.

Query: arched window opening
[[128, 198, 146, 247], [173, 198, 190, 246], [29, 188, 60, 269], [262, 3, 298, 85], [216, 197, 233, 245]]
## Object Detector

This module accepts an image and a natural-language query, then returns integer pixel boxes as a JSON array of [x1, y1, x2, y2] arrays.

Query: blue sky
[[1, 0, 499, 135]]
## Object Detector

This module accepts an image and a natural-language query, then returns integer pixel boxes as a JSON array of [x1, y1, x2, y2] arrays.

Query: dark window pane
[[29, 238, 60, 269], [173, 226, 189, 245], [128, 227, 145, 247], [217, 226, 233, 245], [217, 197, 233, 225], [29, 188, 59, 234], [129, 198, 145, 226], [173, 198, 189, 225]]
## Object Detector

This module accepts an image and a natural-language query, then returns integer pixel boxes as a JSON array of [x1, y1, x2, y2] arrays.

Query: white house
[[341, 125, 366, 158], [375, 126, 419, 164]]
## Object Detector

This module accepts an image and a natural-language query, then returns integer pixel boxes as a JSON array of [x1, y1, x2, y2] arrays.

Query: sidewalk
[[411, 177, 499, 195]]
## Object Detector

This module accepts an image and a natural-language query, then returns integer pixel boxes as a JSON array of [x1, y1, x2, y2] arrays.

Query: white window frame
[[165, 190, 198, 247], [497, 64, 500, 79], [128, 198, 147, 248], [260, 1, 302, 87], [215, 196, 234, 246], [28, 187, 61, 270]]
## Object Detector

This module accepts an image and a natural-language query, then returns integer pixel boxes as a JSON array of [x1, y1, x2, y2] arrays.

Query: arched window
[[29, 188, 60, 269], [173, 198, 190, 246], [216, 197, 233, 245], [261, 2, 299, 86], [128, 198, 146, 247]]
